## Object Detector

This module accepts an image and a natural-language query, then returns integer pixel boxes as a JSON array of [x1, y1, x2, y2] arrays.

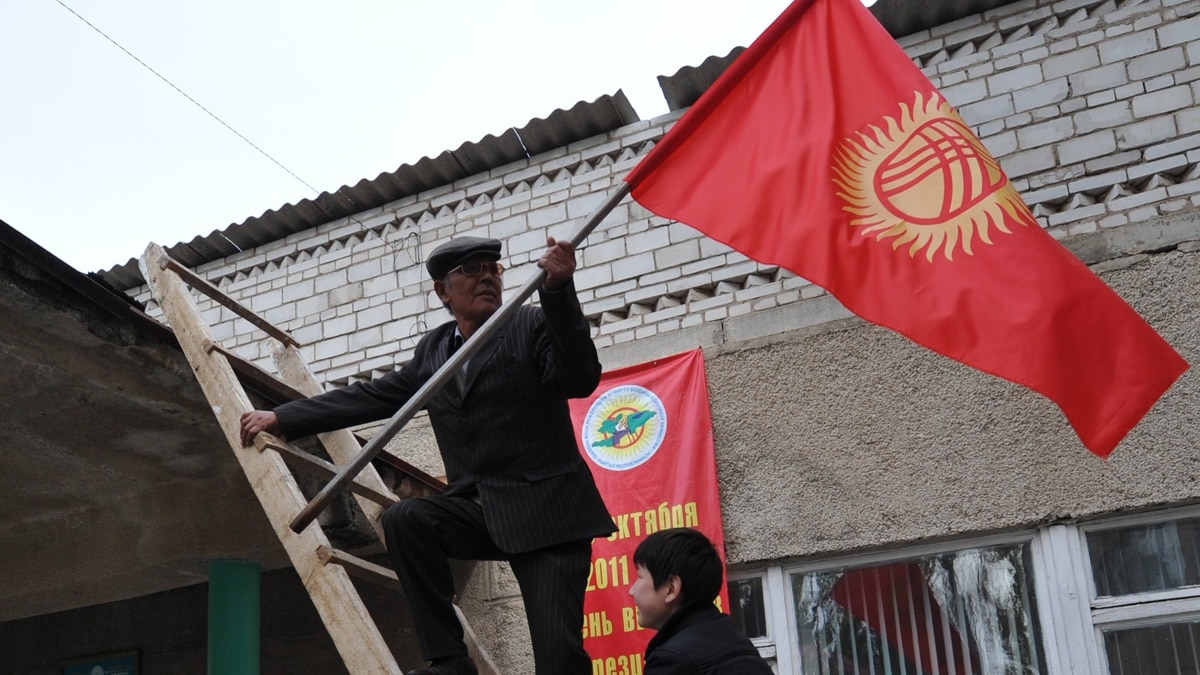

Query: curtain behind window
[[793, 543, 1045, 674]]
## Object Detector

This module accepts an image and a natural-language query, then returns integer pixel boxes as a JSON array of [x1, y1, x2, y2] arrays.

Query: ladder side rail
[[141, 243, 402, 675], [272, 345, 400, 525]]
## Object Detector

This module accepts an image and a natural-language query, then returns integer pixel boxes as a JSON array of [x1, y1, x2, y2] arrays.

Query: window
[[1085, 514, 1200, 674], [730, 576, 770, 639], [729, 508, 1200, 674], [1104, 622, 1200, 673], [790, 543, 1046, 674], [1088, 517, 1200, 596], [729, 569, 787, 669]]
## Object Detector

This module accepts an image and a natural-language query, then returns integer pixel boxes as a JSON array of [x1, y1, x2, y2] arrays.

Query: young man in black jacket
[[629, 528, 773, 675]]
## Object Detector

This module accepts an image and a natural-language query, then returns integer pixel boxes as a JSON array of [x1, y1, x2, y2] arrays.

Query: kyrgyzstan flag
[[624, 0, 1187, 458]]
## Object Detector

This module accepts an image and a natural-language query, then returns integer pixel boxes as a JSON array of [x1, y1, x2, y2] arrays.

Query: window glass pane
[[1104, 619, 1200, 674], [730, 577, 769, 639], [1087, 517, 1200, 597], [792, 543, 1045, 674]]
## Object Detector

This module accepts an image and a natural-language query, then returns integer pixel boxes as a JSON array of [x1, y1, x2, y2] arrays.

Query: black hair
[[632, 527, 723, 604]]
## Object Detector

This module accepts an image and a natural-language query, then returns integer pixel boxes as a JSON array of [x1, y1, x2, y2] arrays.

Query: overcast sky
[[3, 0, 836, 273]]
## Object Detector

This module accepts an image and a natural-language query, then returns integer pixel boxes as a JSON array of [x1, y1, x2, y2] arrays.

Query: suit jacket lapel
[[460, 314, 510, 395], [434, 325, 467, 398]]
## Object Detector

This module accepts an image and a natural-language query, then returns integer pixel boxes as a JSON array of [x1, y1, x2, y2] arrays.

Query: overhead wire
[[52, 0, 434, 330], [51, 0, 384, 256], [52, 0, 320, 196]]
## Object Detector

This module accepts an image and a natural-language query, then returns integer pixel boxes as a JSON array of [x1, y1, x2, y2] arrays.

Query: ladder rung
[[368, 445, 445, 496], [317, 545, 401, 590], [256, 434, 399, 508], [158, 256, 300, 347], [203, 338, 445, 495], [204, 339, 310, 402]]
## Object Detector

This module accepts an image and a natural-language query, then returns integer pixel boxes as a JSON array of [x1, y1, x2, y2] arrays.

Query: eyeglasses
[[447, 260, 505, 277]]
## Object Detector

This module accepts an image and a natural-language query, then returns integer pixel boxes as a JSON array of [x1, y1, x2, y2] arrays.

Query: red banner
[[624, 0, 1187, 457], [571, 348, 727, 672]]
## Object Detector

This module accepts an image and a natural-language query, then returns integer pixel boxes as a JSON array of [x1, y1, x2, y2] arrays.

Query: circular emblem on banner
[[582, 384, 667, 471]]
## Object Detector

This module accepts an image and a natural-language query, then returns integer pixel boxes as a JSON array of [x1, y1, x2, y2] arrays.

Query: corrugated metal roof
[[657, 0, 1019, 112], [99, 91, 639, 291], [657, 48, 745, 113], [871, 0, 1015, 41]]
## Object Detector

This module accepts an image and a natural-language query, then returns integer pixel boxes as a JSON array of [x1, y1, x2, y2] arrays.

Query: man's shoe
[[406, 656, 478, 675]]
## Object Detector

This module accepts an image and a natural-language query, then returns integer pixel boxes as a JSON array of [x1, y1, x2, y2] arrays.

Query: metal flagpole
[[289, 181, 632, 533]]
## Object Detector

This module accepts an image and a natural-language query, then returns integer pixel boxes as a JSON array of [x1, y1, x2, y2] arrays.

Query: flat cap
[[426, 236, 503, 280]]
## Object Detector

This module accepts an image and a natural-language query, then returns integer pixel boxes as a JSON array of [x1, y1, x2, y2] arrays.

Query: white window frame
[[728, 567, 793, 673], [1078, 505, 1200, 673], [1030, 523, 1103, 674]]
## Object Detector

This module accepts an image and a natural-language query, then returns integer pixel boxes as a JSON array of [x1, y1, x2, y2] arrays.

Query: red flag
[[624, 0, 1187, 457]]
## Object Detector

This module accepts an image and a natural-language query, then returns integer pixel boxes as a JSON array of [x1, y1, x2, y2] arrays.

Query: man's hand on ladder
[[240, 410, 282, 447]]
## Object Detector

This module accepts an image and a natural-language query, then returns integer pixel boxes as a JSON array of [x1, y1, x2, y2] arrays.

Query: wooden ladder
[[140, 243, 500, 675]]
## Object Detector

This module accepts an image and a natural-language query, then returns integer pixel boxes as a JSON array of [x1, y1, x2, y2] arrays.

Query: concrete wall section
[[706, 231, 1199, 566]]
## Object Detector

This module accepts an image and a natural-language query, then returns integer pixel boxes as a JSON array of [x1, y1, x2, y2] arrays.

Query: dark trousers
[[382, 495, 594, 674]]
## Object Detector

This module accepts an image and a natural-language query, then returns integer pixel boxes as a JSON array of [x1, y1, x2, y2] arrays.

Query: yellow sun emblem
[[832, 91, 1036, 262]]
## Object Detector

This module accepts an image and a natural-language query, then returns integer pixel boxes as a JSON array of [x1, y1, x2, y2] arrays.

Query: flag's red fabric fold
[[625, 0, 1187, 457]]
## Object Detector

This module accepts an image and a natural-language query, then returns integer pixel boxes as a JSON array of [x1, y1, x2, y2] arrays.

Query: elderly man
[[240, 236, 614, 674]]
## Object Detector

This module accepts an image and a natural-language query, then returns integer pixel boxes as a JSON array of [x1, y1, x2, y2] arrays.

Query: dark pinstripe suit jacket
[[274, 282, 616, 553]]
